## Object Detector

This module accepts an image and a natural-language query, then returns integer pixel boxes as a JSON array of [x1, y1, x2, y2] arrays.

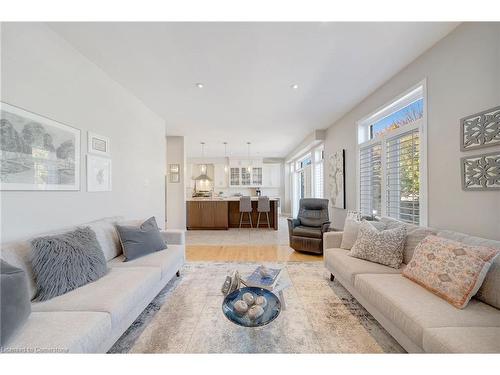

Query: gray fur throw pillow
[[349, 220, 407, 269], [31, 227, 108, 301]]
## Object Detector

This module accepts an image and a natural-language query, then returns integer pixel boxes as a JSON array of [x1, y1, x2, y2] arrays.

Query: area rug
[[109, 262, 405, 353]]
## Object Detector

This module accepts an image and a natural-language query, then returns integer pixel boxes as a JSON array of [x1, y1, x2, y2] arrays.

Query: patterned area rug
[[109, 262, 405, 353]]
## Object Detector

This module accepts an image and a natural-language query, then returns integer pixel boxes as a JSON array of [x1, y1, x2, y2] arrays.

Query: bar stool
[[257, 196, 271, 229], [239, 196, 253, 228]]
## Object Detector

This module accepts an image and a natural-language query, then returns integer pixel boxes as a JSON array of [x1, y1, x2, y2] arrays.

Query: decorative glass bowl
[[222, 287, 281, 327]]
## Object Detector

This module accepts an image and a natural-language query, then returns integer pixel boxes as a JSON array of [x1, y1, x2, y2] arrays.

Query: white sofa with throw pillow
[[0, 216, 185, 353], [323, 217, 500, 353]]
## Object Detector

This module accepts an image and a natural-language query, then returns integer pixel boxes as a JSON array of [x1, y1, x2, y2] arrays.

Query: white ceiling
[[48, 22, 458, 158]]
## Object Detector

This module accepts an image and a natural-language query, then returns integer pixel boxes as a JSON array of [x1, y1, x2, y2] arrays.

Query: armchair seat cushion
[[292, 226, 322, 239]]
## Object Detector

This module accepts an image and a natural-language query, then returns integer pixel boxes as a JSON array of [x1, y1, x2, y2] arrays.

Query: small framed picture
[[169, 173, 180, 183], [87, 155, 112, 192], [169, 164, 180, 183], [169, 164, 180, 174], [88, 132, 110, 156]]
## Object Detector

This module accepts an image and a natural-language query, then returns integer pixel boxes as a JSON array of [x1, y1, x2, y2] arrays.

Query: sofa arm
[[287, 218, 300, 230], [323, 231, 343, 250], [161, 229, 185, 245]]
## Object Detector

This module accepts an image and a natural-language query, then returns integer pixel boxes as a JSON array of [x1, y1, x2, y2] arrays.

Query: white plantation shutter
[[359, 143, 382, 216], [314, 161, 324, 198], [386, 128, 420, 224]]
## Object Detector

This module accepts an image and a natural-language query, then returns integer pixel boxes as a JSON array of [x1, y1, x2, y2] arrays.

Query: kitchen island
[[186, 197, 279, 230]]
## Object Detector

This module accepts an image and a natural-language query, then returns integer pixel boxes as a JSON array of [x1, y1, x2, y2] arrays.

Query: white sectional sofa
[[323, 220, 500, 353], [0, 217, 185, 353]]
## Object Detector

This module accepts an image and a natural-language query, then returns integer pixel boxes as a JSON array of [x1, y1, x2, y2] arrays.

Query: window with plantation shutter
[[359, 143, 382, 217], [386, 128, 420, 224], [357, 82, 427, 226]]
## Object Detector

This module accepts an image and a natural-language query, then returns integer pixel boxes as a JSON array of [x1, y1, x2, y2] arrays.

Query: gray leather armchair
[[287, 198, 330, 254]]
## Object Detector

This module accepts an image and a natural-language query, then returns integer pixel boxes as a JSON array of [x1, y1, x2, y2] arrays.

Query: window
[[314, 146, 324, 198], [359, 143, 381, 217], [357, 82, 426, 225]]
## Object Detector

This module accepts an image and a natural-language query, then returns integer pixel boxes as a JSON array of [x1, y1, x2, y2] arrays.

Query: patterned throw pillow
[[348, 221, 407, 269], [402, 235, 499, 309], [340, 219, 386, 250]]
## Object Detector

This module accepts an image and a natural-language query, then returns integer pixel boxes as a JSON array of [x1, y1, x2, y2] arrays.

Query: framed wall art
[[87, 155, 112, 192], [460, 105, 500, 151], [328, 149, 346, 209], [461, 151, 500, 191], [88, 132, 110, 156], [0, 102, 80, 191]]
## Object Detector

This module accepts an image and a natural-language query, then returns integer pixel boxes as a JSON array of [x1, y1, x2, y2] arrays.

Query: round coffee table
[[222, 287, 281, 327]]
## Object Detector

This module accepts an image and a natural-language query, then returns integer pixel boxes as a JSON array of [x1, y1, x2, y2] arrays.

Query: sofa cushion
[[438, 230, 500, 309], [1, 240, 37, 299], [31, 227, 108, 301], [379, 217, 438, 264], [340, 219, 386, 250], [324, 248, 401, 284], [3, 311, 111, 353], [32, 267, 161, 328], [108, 245, 185, 280], [0, 260, 31, 346], [354, 273, 500, 347], [422, 326, 500, 353], [0, 216, 123, 300], [292, 226, 322, 239], [349, 221, 407, 269], [402, 235, 498, 309], [404, 226, 437, 264], [86, 217, 123, 261]]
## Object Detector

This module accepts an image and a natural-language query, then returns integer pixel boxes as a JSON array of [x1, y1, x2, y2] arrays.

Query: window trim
[[356, 79, 428, 226]]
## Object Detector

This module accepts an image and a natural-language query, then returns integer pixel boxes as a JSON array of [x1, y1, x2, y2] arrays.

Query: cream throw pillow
[[340, 219, 386, 250], [402, 235, 499, 309], [348, 221, 406, 269]]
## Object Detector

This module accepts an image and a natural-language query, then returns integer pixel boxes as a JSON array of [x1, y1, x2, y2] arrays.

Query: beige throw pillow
[[340, 219, 386, 250], [402, 235, 499, 309], [348, 221, 406, 269]]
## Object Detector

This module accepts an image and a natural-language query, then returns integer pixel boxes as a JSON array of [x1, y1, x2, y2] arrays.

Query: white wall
[[0, 23, 166, 242], [166, 136, 186, 229], [324, 22, 500, 240]]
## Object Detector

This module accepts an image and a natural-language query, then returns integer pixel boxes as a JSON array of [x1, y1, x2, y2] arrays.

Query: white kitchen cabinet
[[213, 163, 228, 188], [263, 164, 281, 187]]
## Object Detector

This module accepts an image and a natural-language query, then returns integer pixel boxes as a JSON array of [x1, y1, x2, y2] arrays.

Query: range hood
[[194, 173, 212, 181]]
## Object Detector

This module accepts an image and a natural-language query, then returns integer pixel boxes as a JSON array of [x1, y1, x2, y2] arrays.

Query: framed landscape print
[[0, 102, 80, 191], [328, 149, 346, 209], [87, 131, 110, 156], [87, 155, 112, 192]]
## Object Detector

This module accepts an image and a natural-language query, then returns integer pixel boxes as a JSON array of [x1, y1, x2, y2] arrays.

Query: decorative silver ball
[[247, 305, 264, 320], [242, 292, 255, 306], [254, 295, 268, 308], [233, 300, 248, 315]]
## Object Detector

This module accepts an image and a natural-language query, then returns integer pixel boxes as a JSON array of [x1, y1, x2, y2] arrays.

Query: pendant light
[[194, 142, 212, 181], [223, 142, 228, 173], [200, 142, 207, 174], [246, 142, 252, 173]]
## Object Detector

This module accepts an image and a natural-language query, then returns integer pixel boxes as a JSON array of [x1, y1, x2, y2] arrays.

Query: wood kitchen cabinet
[[186, 201, 228, 229]]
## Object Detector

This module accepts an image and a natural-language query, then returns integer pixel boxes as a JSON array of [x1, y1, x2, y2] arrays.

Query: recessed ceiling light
[[291, 84, 299, 90], [195, 83, 204, 89]]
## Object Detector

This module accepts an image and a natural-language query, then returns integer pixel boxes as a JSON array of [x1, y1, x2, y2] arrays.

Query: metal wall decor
[[460, 105, 500, 151], [461, 151, 500, 191]]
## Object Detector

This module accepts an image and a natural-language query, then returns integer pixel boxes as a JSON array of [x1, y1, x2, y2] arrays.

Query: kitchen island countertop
[[186, 197, 280, 202]]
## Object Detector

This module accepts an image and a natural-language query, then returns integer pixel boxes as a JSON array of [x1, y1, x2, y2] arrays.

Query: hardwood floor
[[186, 245, 322, 262], [185, 216, 323, 262]]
